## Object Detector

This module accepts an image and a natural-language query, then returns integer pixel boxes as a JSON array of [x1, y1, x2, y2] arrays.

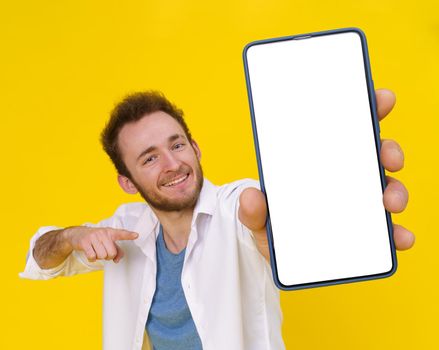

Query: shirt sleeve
[[19, 206, 125, 280], [233, 178, 276, 275], [233, 178, 263, 251]]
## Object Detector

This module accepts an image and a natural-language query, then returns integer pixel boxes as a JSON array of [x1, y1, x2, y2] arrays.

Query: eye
[[143, 155, 157, 165], [173, 143, 185, 150]]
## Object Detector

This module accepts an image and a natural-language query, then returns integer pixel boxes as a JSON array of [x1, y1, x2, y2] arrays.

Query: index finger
[[376, 88, 396, 121], [109, 229, 139, 241]]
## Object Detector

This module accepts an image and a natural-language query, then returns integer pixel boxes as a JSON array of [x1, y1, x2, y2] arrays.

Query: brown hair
[[100, 91, 193, 178]]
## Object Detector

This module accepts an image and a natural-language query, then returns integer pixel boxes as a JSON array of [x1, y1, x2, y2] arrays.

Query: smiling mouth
[[162, 173, 189, 187]]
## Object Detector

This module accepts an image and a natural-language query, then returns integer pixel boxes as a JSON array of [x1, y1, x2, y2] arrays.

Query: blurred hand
[[376, 88, 414, 250]]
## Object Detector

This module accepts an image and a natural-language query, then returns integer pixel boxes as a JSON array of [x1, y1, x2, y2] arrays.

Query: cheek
[[133, 168, 160, 188], [185, 152, 200, 165], [144, 172, 159, 186]]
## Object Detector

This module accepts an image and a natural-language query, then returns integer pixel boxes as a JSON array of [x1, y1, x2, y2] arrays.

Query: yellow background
[[2, 0, 437, 348]]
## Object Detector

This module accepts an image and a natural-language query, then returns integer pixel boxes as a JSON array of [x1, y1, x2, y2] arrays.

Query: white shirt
[[20, 178, 285, 350]]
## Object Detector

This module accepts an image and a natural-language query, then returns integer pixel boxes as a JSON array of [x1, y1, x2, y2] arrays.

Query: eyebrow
[[136, 133, 186, 161]]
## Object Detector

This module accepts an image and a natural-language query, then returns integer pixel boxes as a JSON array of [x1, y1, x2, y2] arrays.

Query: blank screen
[[245, 31, 394, 287]]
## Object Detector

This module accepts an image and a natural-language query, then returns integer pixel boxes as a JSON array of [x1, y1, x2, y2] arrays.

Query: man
[[20, 90, 414, 350]]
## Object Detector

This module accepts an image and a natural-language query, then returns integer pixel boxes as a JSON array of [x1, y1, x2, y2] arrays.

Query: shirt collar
[[132, 177, 218, 258]]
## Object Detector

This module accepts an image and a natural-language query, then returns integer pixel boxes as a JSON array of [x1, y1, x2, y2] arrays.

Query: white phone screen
[[244, 30, 395, 288]]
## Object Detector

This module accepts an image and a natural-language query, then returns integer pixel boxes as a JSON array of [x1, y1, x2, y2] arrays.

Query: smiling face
[[117, 111, 204, 212]]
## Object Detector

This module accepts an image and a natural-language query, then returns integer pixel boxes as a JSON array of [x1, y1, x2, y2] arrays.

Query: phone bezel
[[242, 27, 398, 291]]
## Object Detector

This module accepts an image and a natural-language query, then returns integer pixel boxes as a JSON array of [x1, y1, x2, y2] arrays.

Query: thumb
[[238, 187, 267, 231]]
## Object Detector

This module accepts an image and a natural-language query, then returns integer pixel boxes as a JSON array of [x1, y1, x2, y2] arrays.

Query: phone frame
[[242, 27, 397, 291]]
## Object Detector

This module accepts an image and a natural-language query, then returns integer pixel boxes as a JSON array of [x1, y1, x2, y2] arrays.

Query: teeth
[[164, 174, 188, 187]]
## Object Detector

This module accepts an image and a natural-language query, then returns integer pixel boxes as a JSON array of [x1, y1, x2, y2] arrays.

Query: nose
[[162, 151, 181, 172]]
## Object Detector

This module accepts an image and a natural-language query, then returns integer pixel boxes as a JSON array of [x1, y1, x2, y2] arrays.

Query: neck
[[152, 206, 195, 254]]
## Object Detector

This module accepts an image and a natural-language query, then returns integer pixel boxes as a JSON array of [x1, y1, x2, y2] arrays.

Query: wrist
[[59, 227, 75, 254]]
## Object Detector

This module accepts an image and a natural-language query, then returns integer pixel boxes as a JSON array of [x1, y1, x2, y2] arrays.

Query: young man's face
[[117, 111, 204, 212]]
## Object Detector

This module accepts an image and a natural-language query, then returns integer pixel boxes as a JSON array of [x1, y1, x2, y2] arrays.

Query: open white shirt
[[20, 178, 285, 350]]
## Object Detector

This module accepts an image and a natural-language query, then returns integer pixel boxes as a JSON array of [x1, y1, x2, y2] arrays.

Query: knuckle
[[106, 246, 116, 258]]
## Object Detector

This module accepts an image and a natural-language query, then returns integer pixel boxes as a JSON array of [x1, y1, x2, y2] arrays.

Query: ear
[[117, 174, 139, 195], [191, 139, 202, 160]]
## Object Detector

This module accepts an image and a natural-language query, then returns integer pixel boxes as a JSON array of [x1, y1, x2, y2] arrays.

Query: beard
[[131, 160, 204, 212]]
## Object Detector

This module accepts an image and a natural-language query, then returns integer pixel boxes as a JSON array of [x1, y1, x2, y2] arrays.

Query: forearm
[[252, 229, 270, 263], [33, 227, 75, 269], [238, 188, 271, 263]]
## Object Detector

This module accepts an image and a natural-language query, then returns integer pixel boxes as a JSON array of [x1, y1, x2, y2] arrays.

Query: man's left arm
[[238, 88, 415, 263]]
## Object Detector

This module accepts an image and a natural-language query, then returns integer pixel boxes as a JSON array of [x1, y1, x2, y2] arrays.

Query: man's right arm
[[33, 226, 139, 269], [19, 203, 145, 280], [20, 220, 140, 281]]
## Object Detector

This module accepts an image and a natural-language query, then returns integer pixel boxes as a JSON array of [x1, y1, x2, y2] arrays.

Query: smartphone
[[243, 27, 397, 291]]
